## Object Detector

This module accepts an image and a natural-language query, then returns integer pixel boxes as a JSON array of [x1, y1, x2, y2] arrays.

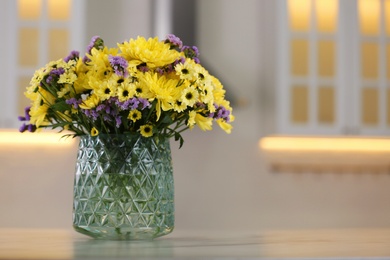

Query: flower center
[[185, 93, 193, 100]]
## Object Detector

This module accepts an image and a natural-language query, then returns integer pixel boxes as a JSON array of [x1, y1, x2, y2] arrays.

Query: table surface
[[1, 228, 390, 260]]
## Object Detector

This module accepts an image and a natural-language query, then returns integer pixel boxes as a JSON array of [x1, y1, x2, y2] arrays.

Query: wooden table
[[1, 228, 390, 259]]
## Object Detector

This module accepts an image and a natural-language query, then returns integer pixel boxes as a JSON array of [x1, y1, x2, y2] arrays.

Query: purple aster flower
[[109, 55, 129, 77], [19, 123, 27, 133], [129, 98, 140, 110], [24, 106, 31, 121], [174, 57, 186, 66], [90, 110, 99, 121], [65, 98, 81, 109], [105, 106, 111, 114], [182, 45, 200, 60], [103, 114, 111, 122], [138, 64, 149, 72], [52, 67, 65, 75], [83, 36, 104, 63], [64, 50, 80, 62], [164, 34, 183, 49], [115, 116, 122, 128], [96, 104, 106, 112], [138, 98, 151, 110], [156, 68, 165, 75], [27, 124, 36, 132]]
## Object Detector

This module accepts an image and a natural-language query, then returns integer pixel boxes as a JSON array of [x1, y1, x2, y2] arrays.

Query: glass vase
[[72, 134, 174, 240]]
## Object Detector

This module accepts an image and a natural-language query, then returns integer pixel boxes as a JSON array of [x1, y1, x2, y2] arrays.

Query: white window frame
[[0, 0, 85, 129]]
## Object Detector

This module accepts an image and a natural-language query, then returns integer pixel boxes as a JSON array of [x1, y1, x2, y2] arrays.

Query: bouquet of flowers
[[18, 34, 234, 147]]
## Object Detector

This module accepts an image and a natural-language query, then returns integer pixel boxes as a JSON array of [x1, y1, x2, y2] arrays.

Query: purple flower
[[129, 98, 140, 110], [27, 124, 36, 132], [138, 98, 150, 110], [64, 50, 79, 62], [109, 55, 129, 77], [115, 116, 122, 128], [182, 45, 200, 60], [66, 98, 82, 109], [165, 34, 183, 49], [138, 64, 149, 72], [19, 123, 27, 133], [96, 104, 106, 112], [209, 104, 231, 122], [83, 36, 104, 63]]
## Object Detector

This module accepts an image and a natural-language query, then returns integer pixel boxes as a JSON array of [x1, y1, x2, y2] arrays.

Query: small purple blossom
[[96, 104, 106, 112], [165, 34, 183, 49], [83, 36, 104, 63], [18, 106, 31, 122], [19, 123, 27, 133], [66, 98, 82, 109], [182, 45, 200, 61], [64, 50, 80, 62], [138, 64, 149, 73], [115, 116, 122, 128], [109, 55, 129, 77], [138, 98, 151, 109], [46, 67, 65, 84], [209, 104, 231, 122]]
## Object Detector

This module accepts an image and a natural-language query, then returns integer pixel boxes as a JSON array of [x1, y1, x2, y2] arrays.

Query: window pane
[[47, 0, 71, 21], [291, 85, 308, 123], [315, 0, 338, 33], [291, 39, 309, 76], [358, 0, 380, 35], [318, 86, 335, 123], [362, 87, 379, 125], [18, 0, 42, 20], [386, 0, 390, 35], [361, 42, 379, 79], [288, 0, 311, 31], [48, 29, 69, 61], [318, 40, 335, 77], [18, 28, 39, 67]]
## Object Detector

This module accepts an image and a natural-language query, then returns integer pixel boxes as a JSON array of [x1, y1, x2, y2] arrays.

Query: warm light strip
[[259, 136, 390, 153], [0, 130, 76, 146]]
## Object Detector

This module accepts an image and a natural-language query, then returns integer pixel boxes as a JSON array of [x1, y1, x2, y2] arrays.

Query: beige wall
[[1, 0, 390, 232]]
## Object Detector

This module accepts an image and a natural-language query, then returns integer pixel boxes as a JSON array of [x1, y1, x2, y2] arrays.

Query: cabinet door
[[0, 0, 85, 128]]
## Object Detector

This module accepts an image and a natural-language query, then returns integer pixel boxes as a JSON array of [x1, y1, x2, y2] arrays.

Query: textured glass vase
[[72, 134, 174, 240]]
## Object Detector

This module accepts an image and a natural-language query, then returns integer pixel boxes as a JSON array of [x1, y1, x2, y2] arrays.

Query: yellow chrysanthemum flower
[[140, 72, 177, 120], [175, 59, 197, 81], [86, 47, 117, 80], [79, 94, 100, 109], [91, 127, 99, 136], [216, 118, 233, 134], [181, 86, 199, 107], [140, 124, 153, 137], [29, 104, 49, 127], [188, 111, 213, 131], [128, 110, 142, 122], [118, 37, 181, 68]]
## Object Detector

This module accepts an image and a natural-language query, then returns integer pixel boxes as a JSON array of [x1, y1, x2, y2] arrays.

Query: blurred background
[[1, 0, 390, 233]]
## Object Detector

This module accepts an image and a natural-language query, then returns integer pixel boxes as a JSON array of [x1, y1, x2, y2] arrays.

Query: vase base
[[73, 225, 174, 240]]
